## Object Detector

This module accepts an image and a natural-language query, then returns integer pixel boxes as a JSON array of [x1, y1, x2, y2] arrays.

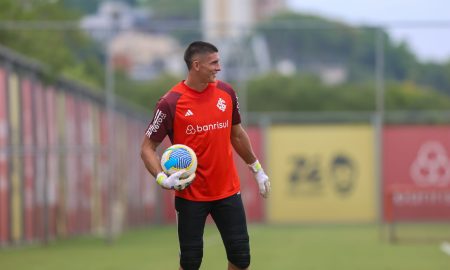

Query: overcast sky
[[286, 0, 450, 62]]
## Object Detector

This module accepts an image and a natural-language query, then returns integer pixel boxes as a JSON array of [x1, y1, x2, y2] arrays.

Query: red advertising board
[[79, 100, 93, 233], [21, 78, 35, 241], [65, 94, 77, 234], [383, 126, 450, 221], [46, 87, 58, 236], [138, 119, 156, 223], [99, 109, 109, 231], [73, 97, 83, 234], [33, 83, 45, 239], [233, 126, 265, 222]]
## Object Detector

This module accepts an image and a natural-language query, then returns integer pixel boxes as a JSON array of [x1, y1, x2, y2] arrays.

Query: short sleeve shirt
[[145, 80, 241, 201]]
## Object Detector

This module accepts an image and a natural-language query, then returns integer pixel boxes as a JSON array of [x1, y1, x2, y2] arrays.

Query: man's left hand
[[249, 160, 271, 198]]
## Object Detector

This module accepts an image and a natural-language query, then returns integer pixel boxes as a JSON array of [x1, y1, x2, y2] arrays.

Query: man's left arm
[[231, 124, 271, 198]]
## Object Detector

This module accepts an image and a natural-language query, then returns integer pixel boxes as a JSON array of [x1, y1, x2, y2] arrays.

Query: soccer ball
[[161, 144, 197, 179]]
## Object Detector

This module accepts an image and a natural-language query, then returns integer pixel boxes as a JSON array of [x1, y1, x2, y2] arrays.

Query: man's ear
[[192, 60, 200, 71]]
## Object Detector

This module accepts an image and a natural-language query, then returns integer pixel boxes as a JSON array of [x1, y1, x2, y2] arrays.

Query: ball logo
[[163, 148, 192, 170], [410, 141, 450, 186], [161, 144, 197, 179], [217, 98, 226, 112]]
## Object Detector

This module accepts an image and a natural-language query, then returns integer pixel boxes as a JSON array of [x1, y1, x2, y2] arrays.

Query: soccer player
[[141, 41, 270, 270]]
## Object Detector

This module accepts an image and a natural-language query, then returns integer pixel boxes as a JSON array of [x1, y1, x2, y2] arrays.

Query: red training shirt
[[145, 80, 241, 201]]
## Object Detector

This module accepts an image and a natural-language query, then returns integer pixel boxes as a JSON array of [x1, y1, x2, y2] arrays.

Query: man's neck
[[184, 78, 208, 92]]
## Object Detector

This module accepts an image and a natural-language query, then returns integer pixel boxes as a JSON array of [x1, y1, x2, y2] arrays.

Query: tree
[[138, 0, 199, 20], [246, 73, 450, 112], [114, 72, 181, 110], [0, 0, 104, 88], [254, 11, 450, 95]]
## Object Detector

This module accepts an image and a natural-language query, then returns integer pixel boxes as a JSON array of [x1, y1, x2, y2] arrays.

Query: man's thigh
[[175, 197, 211, 269], [175, 197, 211, 246], [210, 193, 250, 268]]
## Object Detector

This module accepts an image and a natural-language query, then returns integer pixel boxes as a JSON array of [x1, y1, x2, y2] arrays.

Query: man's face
[[193, 52, 221, 83]]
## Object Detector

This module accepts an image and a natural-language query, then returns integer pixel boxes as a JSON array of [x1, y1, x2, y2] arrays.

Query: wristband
[[248, 160, 262, 173], [156, 172, 167, 186]]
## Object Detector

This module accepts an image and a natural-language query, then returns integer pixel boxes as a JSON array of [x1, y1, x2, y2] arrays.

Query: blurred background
[[0, 0, 450, 269]]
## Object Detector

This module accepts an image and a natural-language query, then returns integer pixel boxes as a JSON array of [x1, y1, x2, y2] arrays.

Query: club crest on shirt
[[217, 98, 226, 112]]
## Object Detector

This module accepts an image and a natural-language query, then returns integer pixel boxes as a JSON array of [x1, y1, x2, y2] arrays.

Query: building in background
[[201, 0, 285, 81], [80, 1, 151, 44], [80, 0, 288, 81], [109, 31, 183, 80], [201, 0, 286, 41], [81, 1, 183, 80]]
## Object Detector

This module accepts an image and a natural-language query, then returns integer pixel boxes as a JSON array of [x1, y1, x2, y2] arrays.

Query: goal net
[[385, 186, 450, 243]]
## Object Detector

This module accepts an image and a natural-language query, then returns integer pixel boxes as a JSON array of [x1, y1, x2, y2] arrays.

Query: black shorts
[[175, 193, 250, 266]]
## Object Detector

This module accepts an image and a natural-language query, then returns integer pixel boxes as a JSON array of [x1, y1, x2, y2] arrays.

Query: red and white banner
[[21, 78, 35, 241], [234, 127, 265, 222], [383, 126, 450, 221], [33, 83, 46, 239], [46, 87, 58, 236], [80, 100, 93, 233]]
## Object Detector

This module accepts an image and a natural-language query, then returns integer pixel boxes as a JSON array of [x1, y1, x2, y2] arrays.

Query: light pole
[[375, 27, 385, 240]]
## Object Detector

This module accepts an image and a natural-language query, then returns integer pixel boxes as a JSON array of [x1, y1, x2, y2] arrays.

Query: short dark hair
[[184, 41, 218, 70]]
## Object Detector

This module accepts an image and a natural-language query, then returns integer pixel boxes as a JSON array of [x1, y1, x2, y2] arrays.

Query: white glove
[[249, 160, 270, 198], [156, 170, 196, 191]]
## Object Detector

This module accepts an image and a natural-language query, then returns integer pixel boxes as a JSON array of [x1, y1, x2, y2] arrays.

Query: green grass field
[[1, 224, 449, 270]]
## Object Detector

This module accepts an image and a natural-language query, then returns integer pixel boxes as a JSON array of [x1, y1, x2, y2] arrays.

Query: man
[[141, 41, 270, 270]]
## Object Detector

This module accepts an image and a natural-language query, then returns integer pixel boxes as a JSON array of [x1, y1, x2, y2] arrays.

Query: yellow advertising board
[[267, 124, 376, 223], [8, 73, 22, 241]]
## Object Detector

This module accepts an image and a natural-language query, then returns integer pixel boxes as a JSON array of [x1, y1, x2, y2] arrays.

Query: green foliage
[[138, 0, 199, 20], [62, 0, 141, 14], [246, 73, 450, 112], [0, 0, 104, 89], [385, 81, 450, 110], [61, 0, 104, 14], [414, 61, 450, 95], [115, 73, 182, 111], [256, 12, 355, 64], [255, 11, 450, 95], [138, 0, 201, 44]]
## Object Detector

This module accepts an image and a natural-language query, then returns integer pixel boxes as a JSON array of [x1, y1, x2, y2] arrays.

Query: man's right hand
[[156, 170, 195, 191]]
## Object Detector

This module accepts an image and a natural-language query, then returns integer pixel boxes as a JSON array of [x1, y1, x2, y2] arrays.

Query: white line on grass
[[440, 241, 450, 256]]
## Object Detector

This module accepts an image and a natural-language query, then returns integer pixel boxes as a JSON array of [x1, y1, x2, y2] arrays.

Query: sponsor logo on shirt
[[185, 109, 194, 116], [185, 120, 229, 135], [217, 98, 226, 112], [145, 109, 166, 137]]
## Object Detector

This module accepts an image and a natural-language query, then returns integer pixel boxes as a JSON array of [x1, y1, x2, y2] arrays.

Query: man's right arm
[[140, 135, 163, 178], [140, 136, 196, 190]]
